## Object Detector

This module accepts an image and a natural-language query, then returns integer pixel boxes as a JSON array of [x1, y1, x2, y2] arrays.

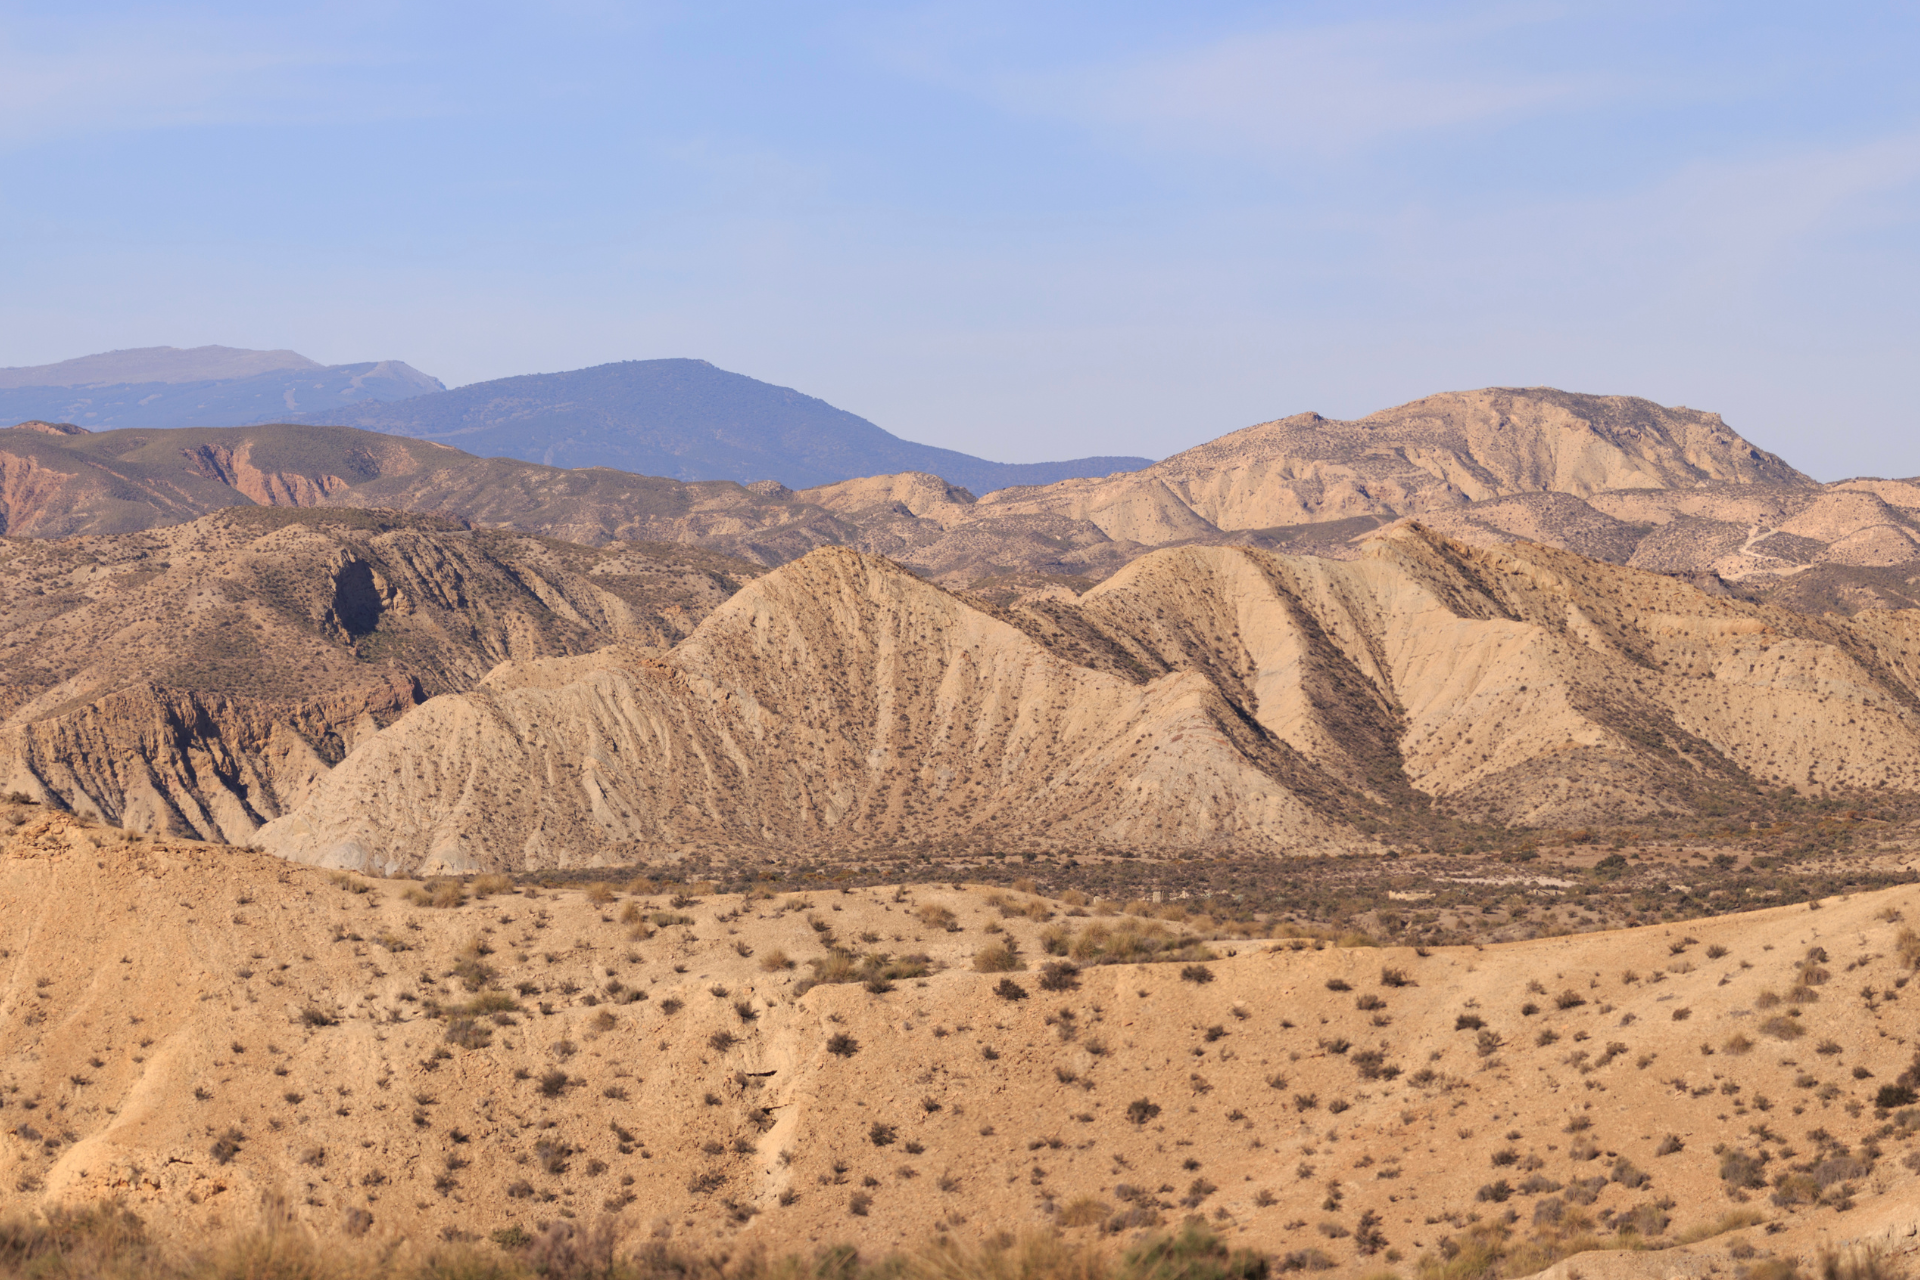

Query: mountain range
[[0, 345, 445, 432], [290, 357, 1155, 492], [0, 347, 1153, 492]]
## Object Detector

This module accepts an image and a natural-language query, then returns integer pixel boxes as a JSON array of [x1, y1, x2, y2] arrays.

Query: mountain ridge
[[288, 357, 1153, 492], [0, 344, 324, 388]]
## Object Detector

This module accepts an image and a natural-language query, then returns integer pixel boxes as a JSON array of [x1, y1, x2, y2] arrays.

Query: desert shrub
[[472, 873, 514, 897], [1454, 1013, 1484, 1030], [1876, 1083, 1917, 1108], [708, 1030, 737, 1052], [1039, 961, 1082, 992], [209, 1128, 245, 1164], [1760, 1016, 1806, 1041], [995, 978, 1030, 1001], [1122, 1223, 1269, 1280], [452, 956, 497, 992], [1609, 1157, 1650, 1189], [826, 1033, 860, 1057], [585, 882, 616, 904], [537, 1070, 569, 1097], [1719, 1148, 1768, 1189], [1656, 1134, 1684, 1156], [1325, 978, 1352, 992], [1057, 1196, 1110, 1228], [1126, 1098, 1161, 1125], [1554, 990, 1586, 1010], [444, 1018, 493, 1050], [1059, 918, 1216, 967], [1897, 927, 1920, 970], [298, 1006, 336, 1028], [1380, 967, 1414, 987], [1180, 964, 1214, 984], [973, 942, 1023, 973], [760, 949, 794, 972], [869, 1122, 897, 1146], [403, 879, 466, 909]]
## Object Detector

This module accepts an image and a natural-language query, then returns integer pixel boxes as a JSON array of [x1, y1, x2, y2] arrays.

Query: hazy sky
[[3, 2, 1918, 478]]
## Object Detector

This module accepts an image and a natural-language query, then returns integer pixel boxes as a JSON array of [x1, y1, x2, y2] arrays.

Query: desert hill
[[3, 809, 1917, 1278], [0, 508, 763, 844], [959, 389, 1809, 544], [249, 526, 1920, 875], [7, 389, 1919, 612], [0, 421, 856, 552], [293, 358, 1152, 492]]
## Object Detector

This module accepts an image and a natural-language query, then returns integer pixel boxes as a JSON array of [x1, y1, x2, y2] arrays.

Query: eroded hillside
[[249, 527, 1920, 876], [0, 509, 761, 842]]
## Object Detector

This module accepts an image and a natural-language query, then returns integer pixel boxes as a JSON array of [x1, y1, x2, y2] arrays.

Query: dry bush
[[1897, 927, 1920, 970], [1056, 1196, 1111, 1227], [585, 882, 616, 905], [916, 903, 959, 930], [802, 949, 930, 993], [402, 879, 466, 909], [973, 942, 1023, 973], [471, 873, 514, 897]]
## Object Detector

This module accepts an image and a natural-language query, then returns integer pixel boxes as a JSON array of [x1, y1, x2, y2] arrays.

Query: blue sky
[[3, 2, 1918, 478]]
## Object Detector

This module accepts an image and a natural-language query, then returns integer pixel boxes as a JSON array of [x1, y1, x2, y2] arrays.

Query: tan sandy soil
[[4, 808, 1918, 1280]]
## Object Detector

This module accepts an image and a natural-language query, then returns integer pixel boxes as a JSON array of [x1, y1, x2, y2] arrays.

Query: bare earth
[[3, 807, 1917, 1280]]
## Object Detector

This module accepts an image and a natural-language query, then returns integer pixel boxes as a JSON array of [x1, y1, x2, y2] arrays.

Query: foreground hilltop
[[3, 807, 1916, 1279], [254, 526, 1920, 874]]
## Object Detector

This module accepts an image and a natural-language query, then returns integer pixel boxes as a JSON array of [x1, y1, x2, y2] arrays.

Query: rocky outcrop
[[0, 510, 762, 842]]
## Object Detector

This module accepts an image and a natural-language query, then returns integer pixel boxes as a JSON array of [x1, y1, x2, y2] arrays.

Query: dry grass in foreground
[[0, 1205, 1907, 1280], [0, 1206, 1205, 1280]]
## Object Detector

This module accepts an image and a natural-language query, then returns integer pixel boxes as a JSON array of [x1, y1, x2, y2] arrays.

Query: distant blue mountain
[[0, 360, 443, 431], [289, 358, 1152, 494]]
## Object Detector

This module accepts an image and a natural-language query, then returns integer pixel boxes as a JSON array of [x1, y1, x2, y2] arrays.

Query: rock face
[[257, 528, 1920, 873], [0, 509, 761, 842]]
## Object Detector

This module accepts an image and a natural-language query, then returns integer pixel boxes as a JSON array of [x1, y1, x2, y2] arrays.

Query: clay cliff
[[0, 508, 761, 843]]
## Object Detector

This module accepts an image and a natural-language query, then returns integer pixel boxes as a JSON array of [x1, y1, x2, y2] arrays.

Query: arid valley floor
[[4, 804, 1918, 1279]]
